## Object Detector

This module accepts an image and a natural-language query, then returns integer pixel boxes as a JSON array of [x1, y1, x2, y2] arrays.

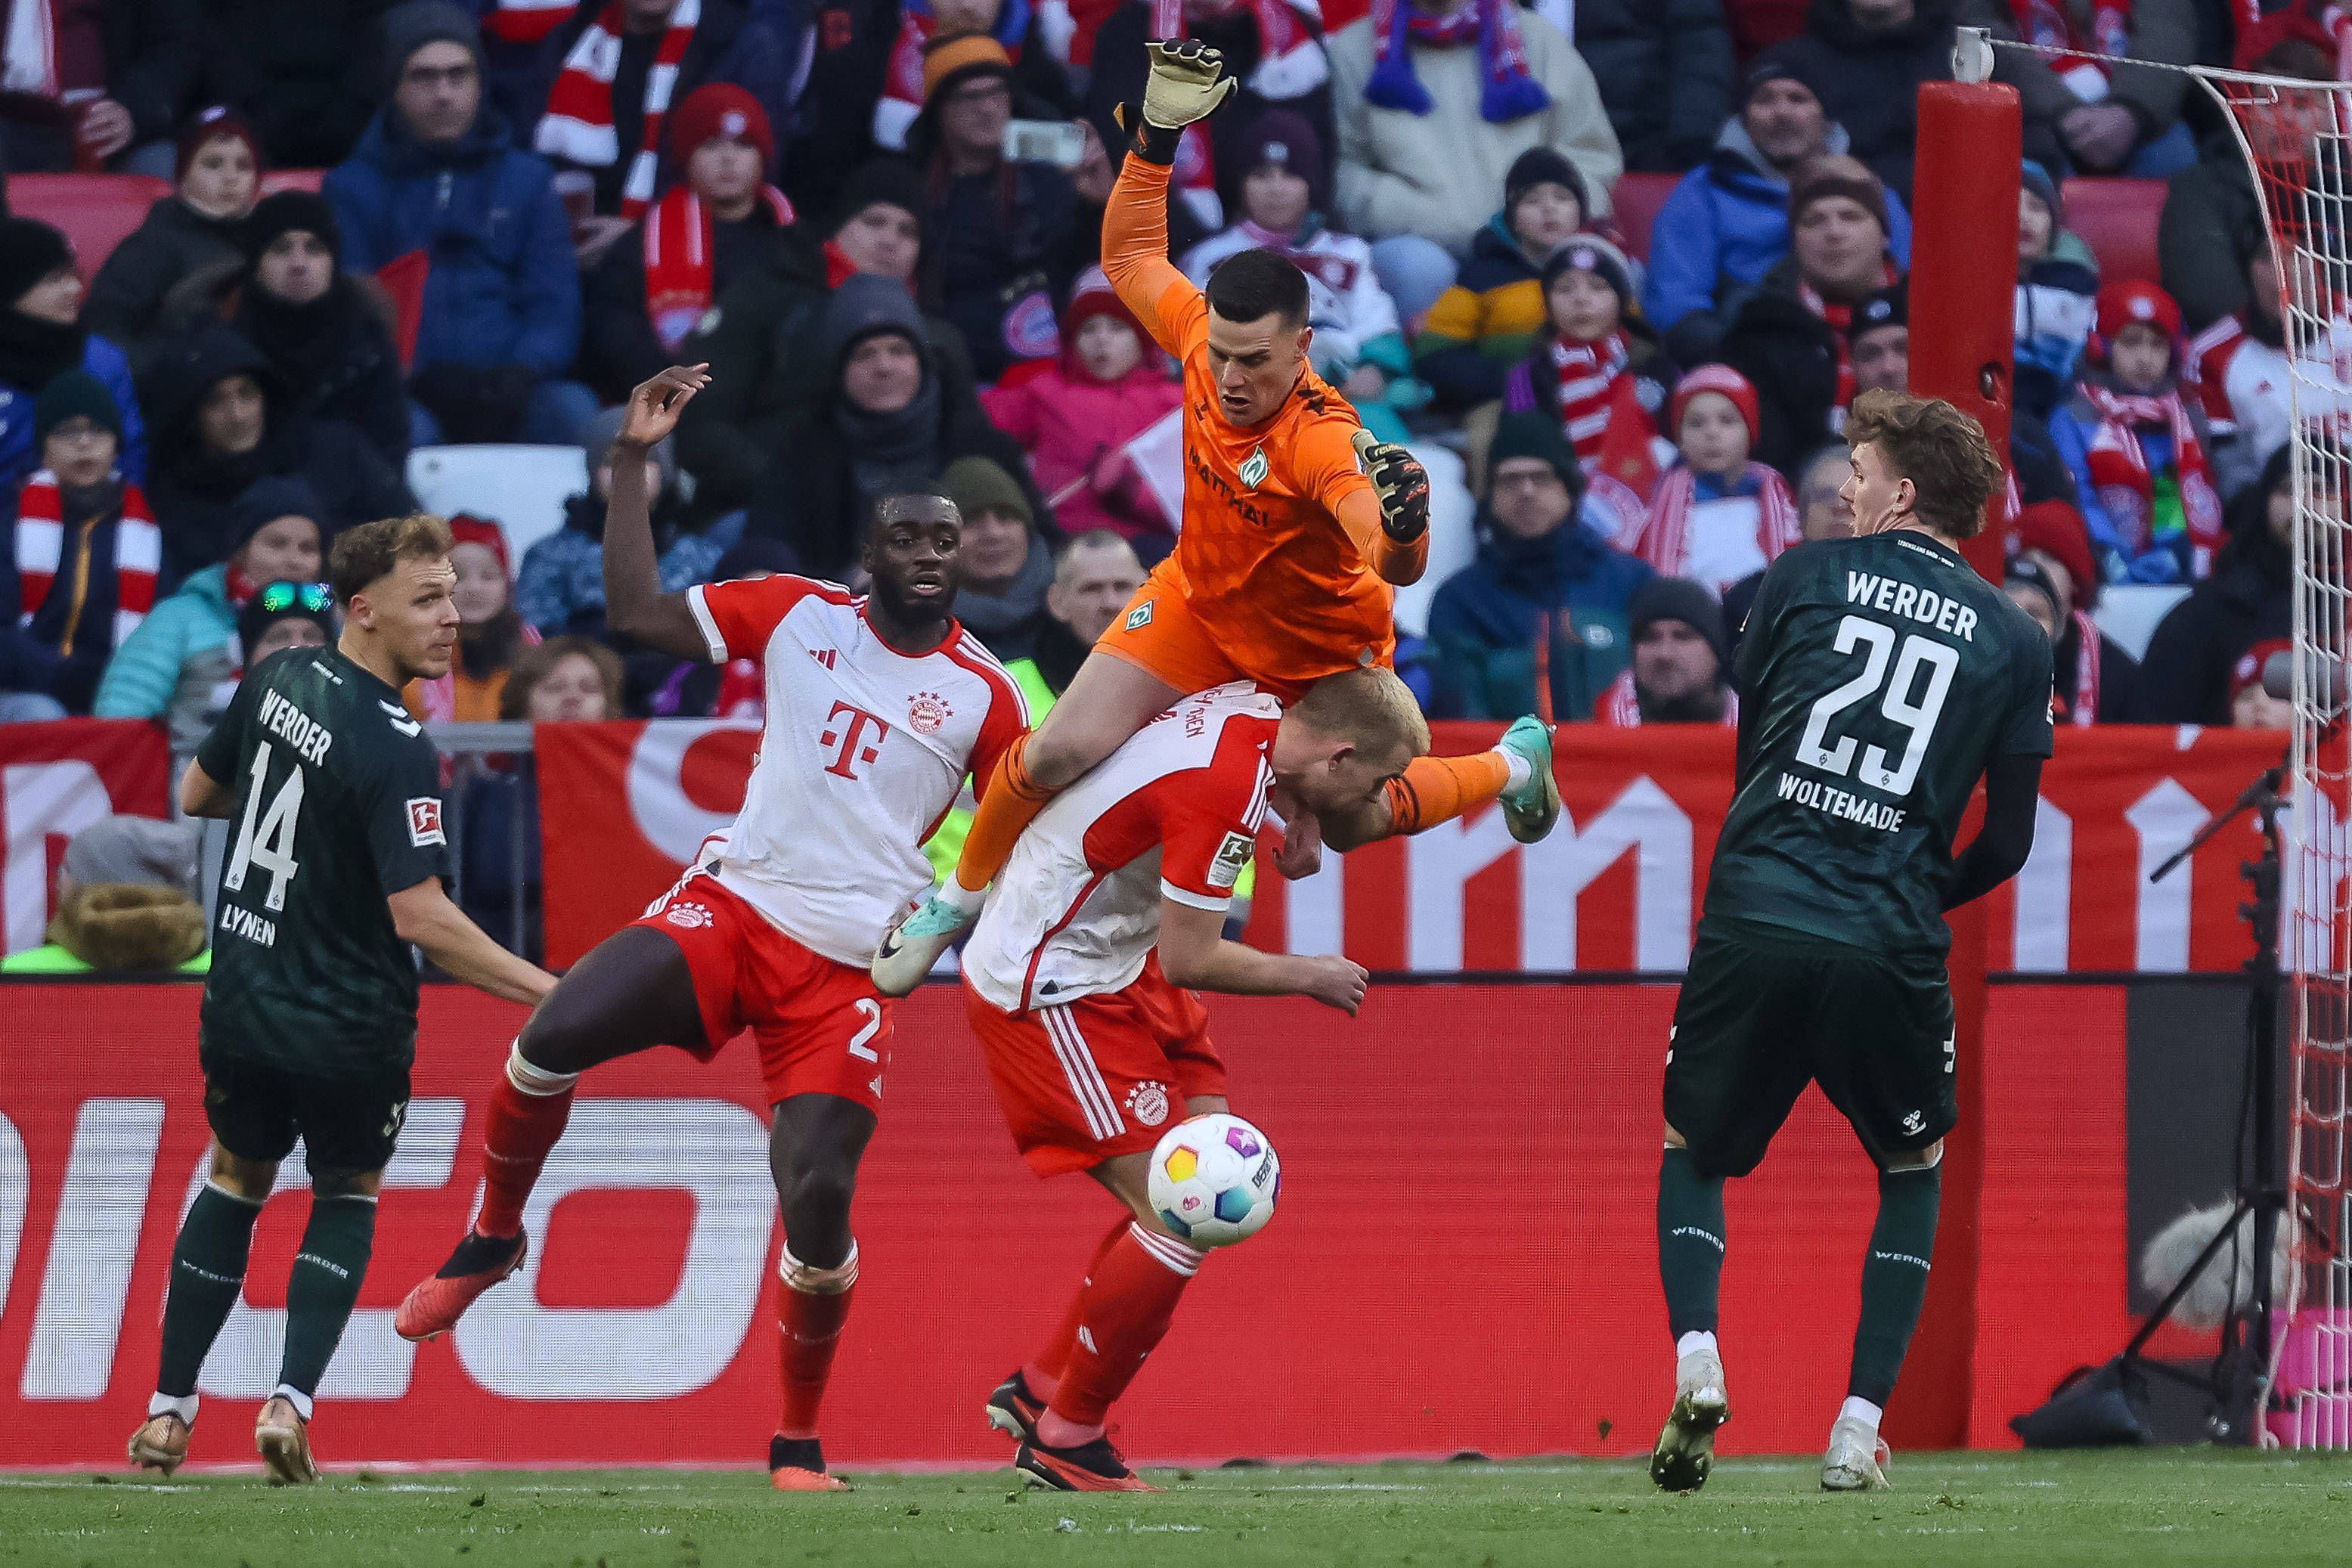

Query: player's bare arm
[[178, 757, 232, 818], [603, 364, 715, 661], [1155, 896, 1367, 1014], [388, 877, 556, 1006]]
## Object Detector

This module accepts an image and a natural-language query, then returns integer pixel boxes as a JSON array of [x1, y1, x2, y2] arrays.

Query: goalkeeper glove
[[1115, 41, 1237, 165], [1353, 428, 1430, 546]]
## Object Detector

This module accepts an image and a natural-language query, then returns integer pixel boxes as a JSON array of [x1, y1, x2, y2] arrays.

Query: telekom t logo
[[819, 702, 885, 779]]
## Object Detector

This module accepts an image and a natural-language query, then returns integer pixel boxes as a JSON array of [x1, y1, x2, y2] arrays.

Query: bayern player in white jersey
[[962, 671, 1427, 1490], [395, 367, 1027, 1490]]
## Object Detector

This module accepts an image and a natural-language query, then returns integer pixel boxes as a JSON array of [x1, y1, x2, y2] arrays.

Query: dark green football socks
[[275, 1194, 378, 1409], [155, 1183, 265, 1403], [1656, 1145, 1727, 1341], [1848, 1161, 1942, 1407]]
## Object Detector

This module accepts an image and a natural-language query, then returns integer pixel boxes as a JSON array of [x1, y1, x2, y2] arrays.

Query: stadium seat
[[2090, 582, 2189, 662], [1610, 174, 1676, 264], [258, 169, 326, 196], [2062, 178, 2164, 285], [12, 172, 168, 274], [406, 445, 590, 565]]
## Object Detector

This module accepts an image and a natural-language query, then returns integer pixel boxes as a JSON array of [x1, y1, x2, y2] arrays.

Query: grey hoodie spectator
[[1573, 0, 1735, 174]]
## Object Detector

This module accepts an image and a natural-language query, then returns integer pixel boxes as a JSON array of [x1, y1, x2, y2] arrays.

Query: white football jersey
[[963, 682, 1278, 1014], [685, 575, 1027, 965]]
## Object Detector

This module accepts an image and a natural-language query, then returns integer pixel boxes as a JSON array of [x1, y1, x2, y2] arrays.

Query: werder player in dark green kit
[[127, 516, 555, 1485], [1648, 392, 2054, 1497]]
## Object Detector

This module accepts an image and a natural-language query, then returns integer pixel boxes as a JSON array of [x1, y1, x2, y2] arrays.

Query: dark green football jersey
[[1703, 530, 2055, 954], [194, 645, 451, 1074]]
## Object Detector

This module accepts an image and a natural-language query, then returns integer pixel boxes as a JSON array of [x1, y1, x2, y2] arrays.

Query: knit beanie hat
[[1742, 42, 1827, 109], [2012, 498, 2098, 601], [1669, 363, 1762, 447], [922, 31, 1014, 107], [228, 476, 327, 556], [238, 578, 336, 655], [1848, 279, 1907, 343], [1788, 154, 1890, 237], [940, 454, 1032, 528], [2233, 637, 2295, 703], [242, 190, 342, 268], [0, 216, 74, 308], [447, 512, 512, 581], [176, 105, 261, 185], [2019, 160, 2063, 228], [1484, 411, 1585, 504], [1629, 575, 1730, 671], [1504, 147, 1587, 230], [2003, 553, 2063, 627], [2094, 277, 2183, 346], [1061, 265, 1143, 351], [581, 401, 678, 494], [34, 370, 122, 449], [1241, 109, 1328, 212], [823, 273, 928, 368], [670, 82, 776, 169], [378, 0, 485, 93], [1541, 234, 1633, 309], [830, 157, 928, 235]]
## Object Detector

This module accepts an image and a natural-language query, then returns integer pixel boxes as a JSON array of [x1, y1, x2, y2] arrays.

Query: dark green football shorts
[[1664, 916, 1956, 1178]]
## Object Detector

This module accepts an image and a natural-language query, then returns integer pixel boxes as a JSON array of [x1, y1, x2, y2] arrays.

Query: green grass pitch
[[2, 1452, 2349, 1567]]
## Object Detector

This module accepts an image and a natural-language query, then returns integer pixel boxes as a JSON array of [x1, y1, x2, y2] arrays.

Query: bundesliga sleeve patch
[[1207, 830, 1254, 890], [407, 798, 445, 848]]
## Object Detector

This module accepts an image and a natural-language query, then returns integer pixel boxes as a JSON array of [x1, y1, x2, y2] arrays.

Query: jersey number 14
[[225, 740, 304, 912], [1795, 615, 1958, 798]]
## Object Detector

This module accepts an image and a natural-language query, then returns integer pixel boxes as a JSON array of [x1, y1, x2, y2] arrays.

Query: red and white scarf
[[2058, 606, 2101, 727], [14, 470, 160, 654], [2010, 2, 2131, 87], [1548, 332, 1632, 463], [876, 0, 1034, 150], [2078, 381, 2224, 574], [1141, 1, 1327, 240], [485, 0, 578, 46], [1628, 463, 1801, 581], [643, 184, 795, 352], [536, 0, 703, 218], [1594, 668, 1740, 728], [1797, 271, 1897, 413]]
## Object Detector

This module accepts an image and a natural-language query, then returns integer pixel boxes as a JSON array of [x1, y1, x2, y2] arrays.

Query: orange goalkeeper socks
[[948, 732, 1058, 905], [1380, 751, 1512, 838]]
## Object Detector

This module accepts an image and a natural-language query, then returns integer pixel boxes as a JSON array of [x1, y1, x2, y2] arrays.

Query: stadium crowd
[[0, 0, 2332, 757]]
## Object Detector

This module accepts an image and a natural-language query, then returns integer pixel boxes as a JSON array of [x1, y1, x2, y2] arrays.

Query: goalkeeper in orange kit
[[873, 41, 1559, 993]]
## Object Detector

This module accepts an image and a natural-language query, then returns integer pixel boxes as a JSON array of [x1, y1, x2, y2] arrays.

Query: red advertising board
[[0, 981, 2125, 1467], [538, 720, 2295, 975], [0, 719, 170, 953]]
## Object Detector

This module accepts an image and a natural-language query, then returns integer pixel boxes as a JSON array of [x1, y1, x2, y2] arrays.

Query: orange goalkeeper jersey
[[1102, 156, 1424, 685]]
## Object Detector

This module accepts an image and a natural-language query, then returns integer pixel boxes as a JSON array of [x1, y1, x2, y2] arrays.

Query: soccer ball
[[1145, 1113, 1279, 1247]]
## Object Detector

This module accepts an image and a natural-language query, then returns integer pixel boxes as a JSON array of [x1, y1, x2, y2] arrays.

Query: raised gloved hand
[[1352, 428, 1430, 546], [1116, 41, 1236, 163]]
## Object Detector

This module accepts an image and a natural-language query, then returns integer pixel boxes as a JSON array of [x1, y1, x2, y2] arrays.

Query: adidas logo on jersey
[[810, 648, 837, 669]]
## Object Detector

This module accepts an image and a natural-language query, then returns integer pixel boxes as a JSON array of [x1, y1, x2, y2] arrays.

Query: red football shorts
[[634, 872, 891, 1113], [963, 957, 1228, 1176]]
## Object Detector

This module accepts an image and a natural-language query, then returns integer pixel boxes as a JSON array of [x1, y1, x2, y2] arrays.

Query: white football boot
[[1649, 1343, 1731, 1493], [1820, 1415, 1892, 1492]]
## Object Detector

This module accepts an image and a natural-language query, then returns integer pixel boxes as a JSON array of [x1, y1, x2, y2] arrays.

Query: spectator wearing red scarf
[[579, 82, 797, 404]]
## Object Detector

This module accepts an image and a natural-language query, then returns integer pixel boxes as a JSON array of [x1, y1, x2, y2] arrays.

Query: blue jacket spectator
[[325, 2, 591, 446], [0, 218, 147, 492], [1424, 412, 1649, 720], [515, 409, 727, 639], [1643, 45, 1910, 367]]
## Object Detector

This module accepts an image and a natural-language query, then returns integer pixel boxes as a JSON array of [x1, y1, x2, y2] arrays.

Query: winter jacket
[[202, 0, 401, 169], [1573, 0, 1735, 174], [2138, 526, 2291, 724], [0, 334, 146, 493], [674, 231, 975, 519], [1780, 0, 2058, 203], [919, 159, 1094, 384], [324, 105, 581, 377], [1715, 259, 1842, 477], [1415, 216, 1552, 410], [1424, 508, 1653, 721], [2158, 135, 2267, 333], [85, 198, 247, 358], [578, 202, 794, 405], [1959, 0, 2197, 169], [981, 356, 1182, 544], [1328, 11, 1623, 254], [2054, 615, 2144, 725], [0, 481, 136, 711], [91, 562, 240, 748], [1642, 115, 1914, 359], [457, 764, 543, 964], [104, 0, 204, 150], [1086, 0, 1333, 223], [515, 494, 732, 639]]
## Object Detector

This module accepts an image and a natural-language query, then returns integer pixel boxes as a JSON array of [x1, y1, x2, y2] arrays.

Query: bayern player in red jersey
[[395, 367, 1028, 1489], [961, 670, 1426, 1490]]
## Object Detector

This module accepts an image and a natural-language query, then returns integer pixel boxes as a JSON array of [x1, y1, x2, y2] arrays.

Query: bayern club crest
[[1127, 1080, 1170, 1127], [908, 690, 951, 735]]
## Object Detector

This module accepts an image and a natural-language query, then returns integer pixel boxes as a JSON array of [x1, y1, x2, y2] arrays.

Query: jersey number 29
[[1795, 615, 1957, 798], [225, 740, 304, 912]]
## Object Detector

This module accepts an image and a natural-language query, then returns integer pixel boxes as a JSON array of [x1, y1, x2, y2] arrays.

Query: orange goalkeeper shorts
[[1095, 557, 1393, 705]]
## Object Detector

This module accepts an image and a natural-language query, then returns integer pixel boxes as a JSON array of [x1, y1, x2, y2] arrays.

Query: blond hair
[[329, 514, 454, 603], [1293, 668, 1430, 760], [1844, 390, 2003, 541]]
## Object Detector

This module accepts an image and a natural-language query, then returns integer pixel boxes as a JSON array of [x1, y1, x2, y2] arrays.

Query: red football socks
[[1026, 1217, 1132, 1400], [778, 1244, 859, 1440], [473, 1054, 577, 1240], [1042, 1222, 1204, 1441]]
